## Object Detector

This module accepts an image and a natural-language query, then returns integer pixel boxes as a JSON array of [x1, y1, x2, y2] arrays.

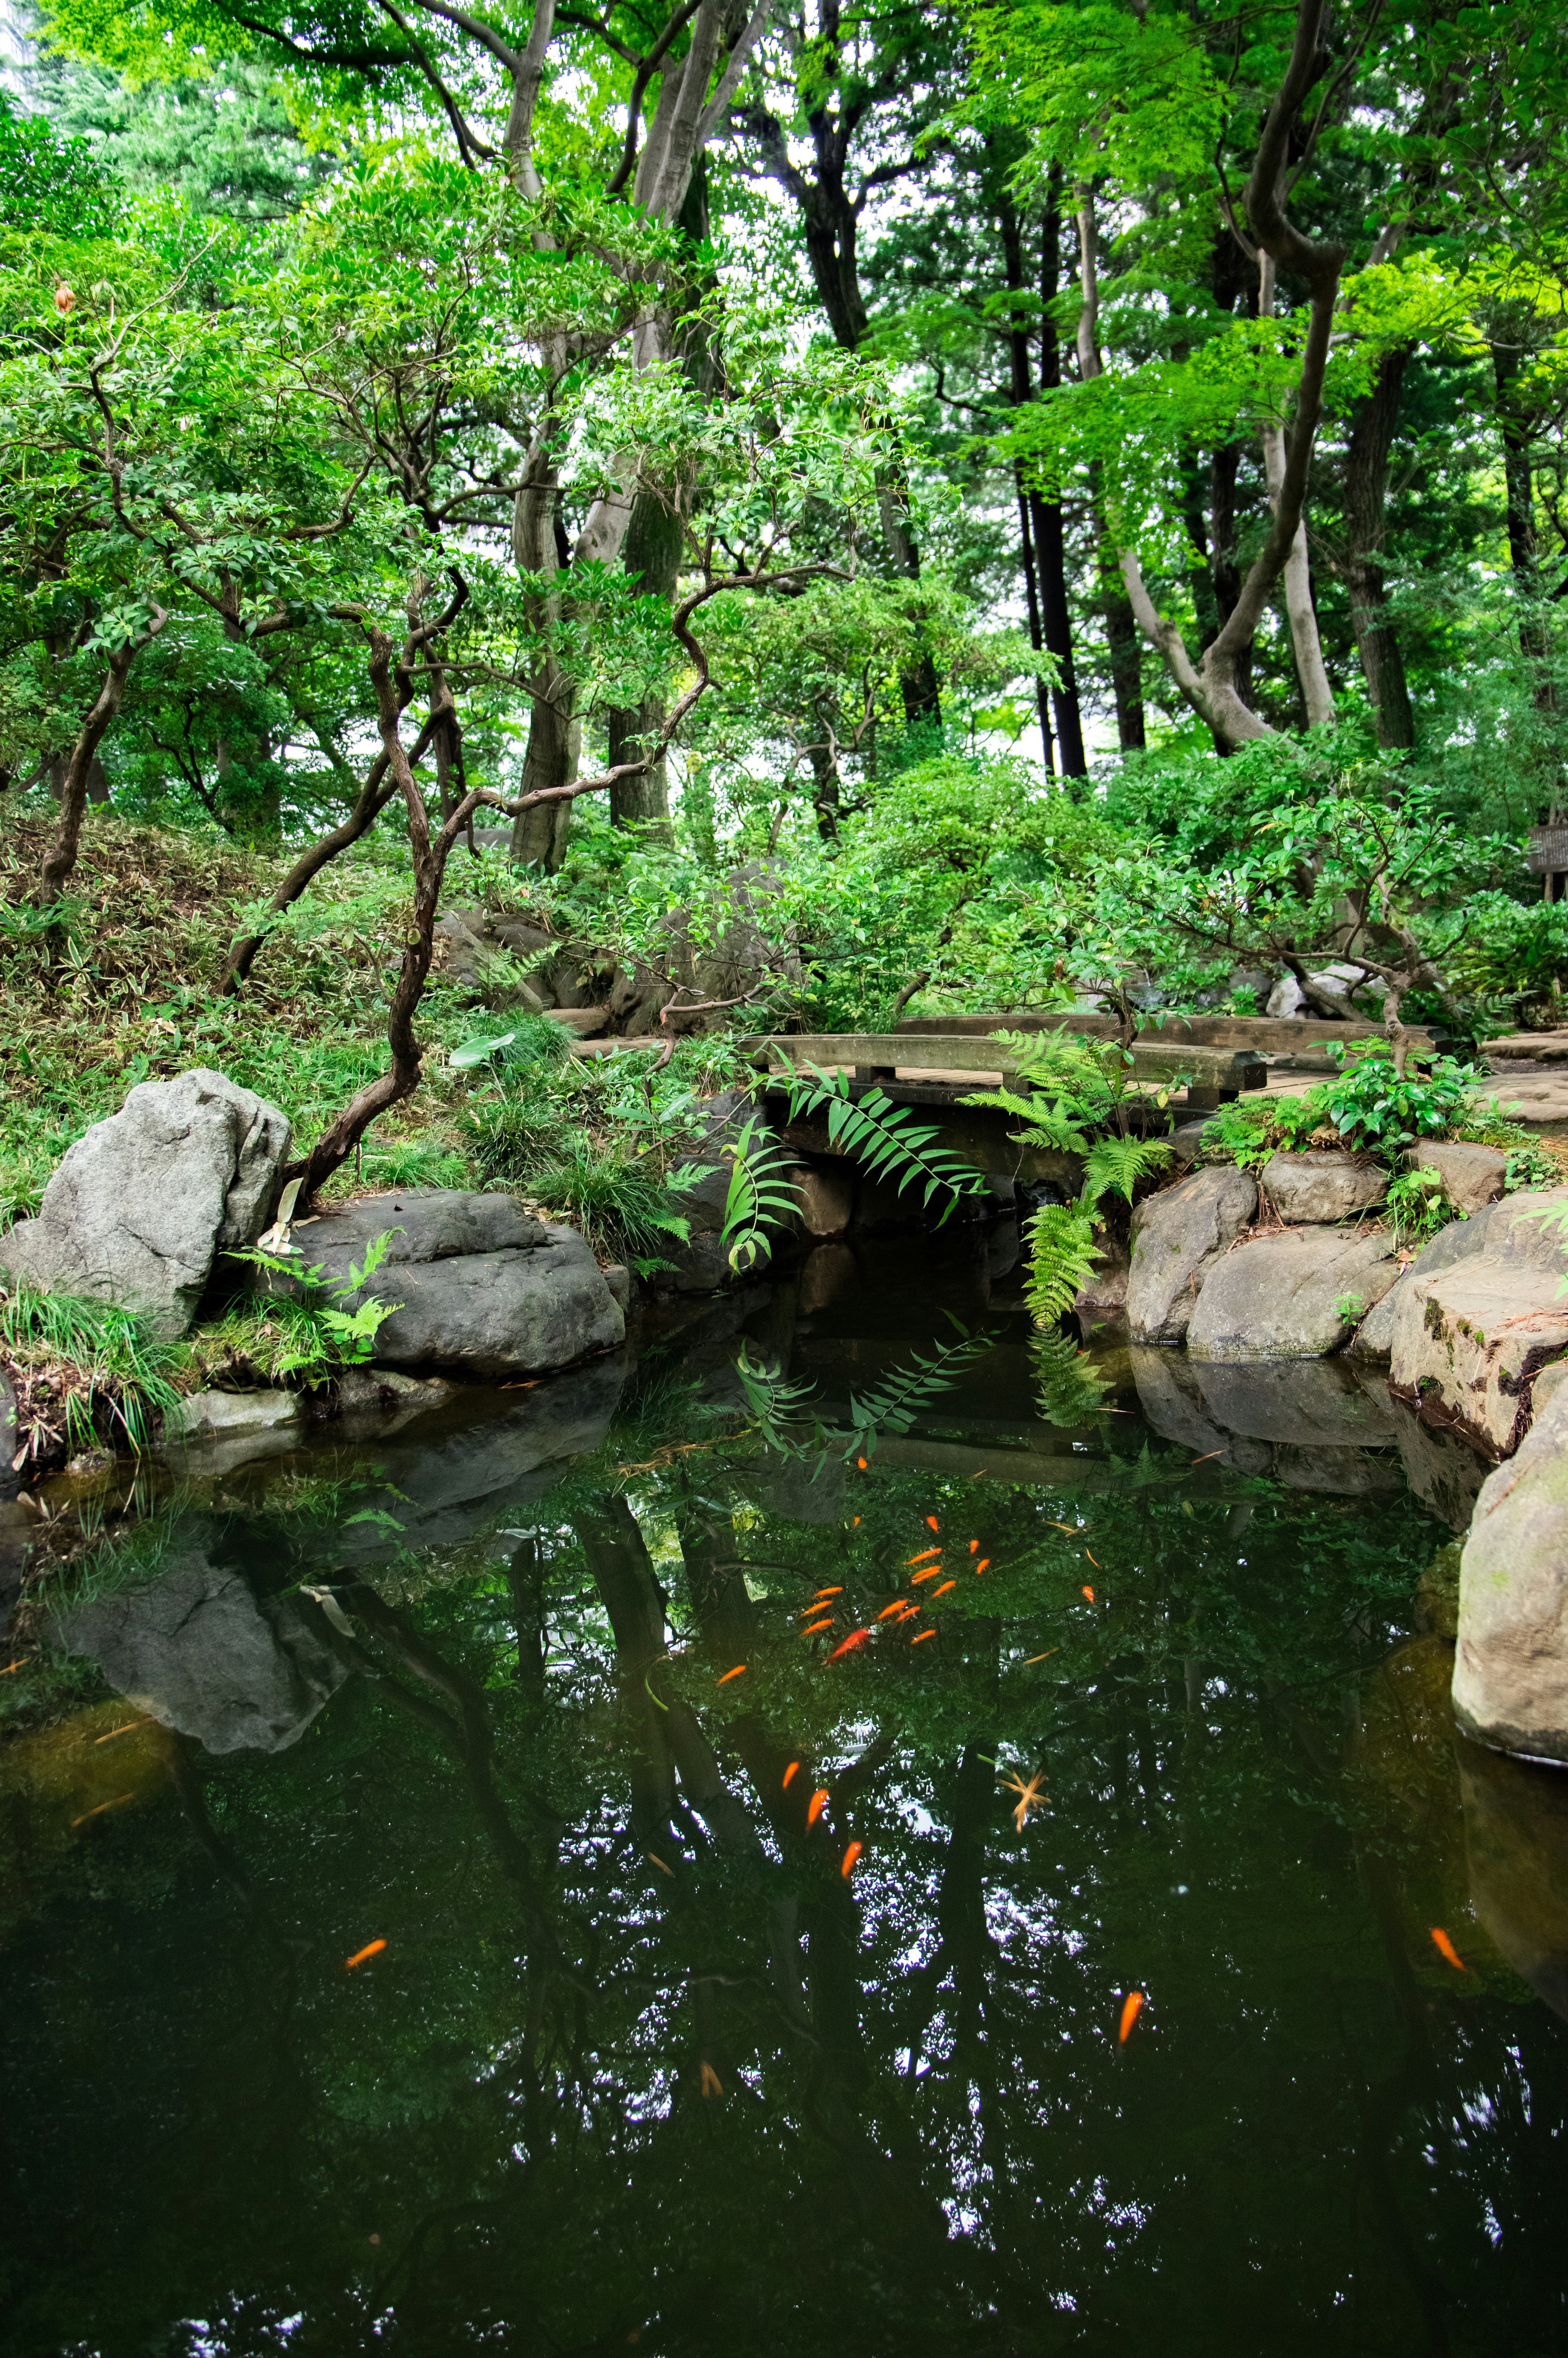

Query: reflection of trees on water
[[14, 1443, 1568, 2355]]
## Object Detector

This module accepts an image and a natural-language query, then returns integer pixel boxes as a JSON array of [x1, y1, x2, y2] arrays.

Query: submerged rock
[[1460, 1743, 1568, 2019], [0, 1069, 290, 1338], [1126, 1166, 1256, 1345], [1127, 1346, 1270, 1472], [1259, 1151, 1387, 1224], [51, 1541, 345, 1754], [1389, 1401, 1489, 1532], [278, 1189, 624, 1378], [1186, 1228, 1398, 1360], [1453, 1385, 1568, 1761]]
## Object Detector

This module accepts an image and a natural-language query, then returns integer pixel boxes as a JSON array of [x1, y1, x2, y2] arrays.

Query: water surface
[[2, 1232, 1565, 2358]]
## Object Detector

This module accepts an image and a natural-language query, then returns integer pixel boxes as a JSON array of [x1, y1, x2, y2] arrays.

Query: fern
[[719, 1116, 801, 1271], [782, 1061, 989, 1222], [959, 1087, 1092, 1156], [1023, 1202, 1100, 1329], [1032, 1330, 1111, 1427], [845, 1317, 996, 1455], [733, 1321, 998, 1464], [1082, 1134, 1173, 1212]]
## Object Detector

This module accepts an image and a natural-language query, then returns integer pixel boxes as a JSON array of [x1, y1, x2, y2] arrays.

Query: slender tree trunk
[[1028, 178, 1086, 773], [38, 616, 166, 906], [1013, 472, 1056, 775], [1258, 255, 1335, 728], [1342, 345, 1416, 749], [1097, 508, 1145, 750], [1490, 327, 1557, 724], [606, 491, 684, 842]]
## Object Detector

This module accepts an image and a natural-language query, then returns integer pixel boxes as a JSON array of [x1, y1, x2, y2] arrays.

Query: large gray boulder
[[51, 1540, 346, 1754], [1126, 1166, 1257, 1344], [1259, 1151, 1387, 1223], [0, 1070, 290, 1338], [1453, 1385, 1568, 1762], [1186, 1227, 1399, 1359], [1387, 1184, 1568, 1456], [279, 1189, 623, 1378], [1127, 1346, 1270, 1472]]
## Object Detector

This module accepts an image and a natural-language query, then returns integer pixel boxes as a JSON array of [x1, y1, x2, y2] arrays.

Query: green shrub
[[1319, 1041, 1479, 1162], [526, 1141, 692, 1267]]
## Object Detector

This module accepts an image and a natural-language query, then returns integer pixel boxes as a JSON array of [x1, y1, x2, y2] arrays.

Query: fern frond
[[1081, 1134, 1174, 1214], [720, 1117, 800, 1271], [1032, 1330, 1111, 1427], [734, 1343, 823, 1452], [1023, 1202, 1099, 1329], [959, 1088, 1092, 1156], [783, 1063, 988, 1223], [845, 1319, 997, 1453]]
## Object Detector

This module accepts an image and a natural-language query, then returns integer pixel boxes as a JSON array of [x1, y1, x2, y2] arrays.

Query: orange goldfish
[[346, 1939, 388, 1970], [801, 1619, 834, 1637], [716, 1665, 747, 1685], [912, 1565, 946, 1584], [840, 1841, 863, 1878], [925, 1516, 940, 1532], [974, 1559, 990, 1574], [906, 1547, 942, 1565], [876, 1601, 907, 1621], [1430, 1926, 1469, 1973], [1118, 1990, 1145, 2044], [933, 1580, 956, 1596], [782, 1762, 800, 1789], [825, 1630, 872, 1662], [1081, 1585, 1095, 1603], [912, 1629, 937, 1645], [857, 1456, 868, 1469], [807, 1788, 830, 1827]]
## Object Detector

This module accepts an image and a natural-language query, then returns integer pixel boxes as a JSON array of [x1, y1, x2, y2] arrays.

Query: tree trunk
[[606, 490, 684, 842], [1028, 178, 1086, 774], [1258, 256, 1335, 729], [38, 617, 166, 906], [1342, 344, 1416, 749], [1097, 507, 1145, 750], [1013, 473, 1056, 775]]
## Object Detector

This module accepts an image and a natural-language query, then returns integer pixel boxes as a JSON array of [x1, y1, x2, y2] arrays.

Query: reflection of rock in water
[[51, 1544, 346, 1755], [1128, 1348, 1270, 1473], [319, 1354, 631, 1563], [1390, 1405, 1488, 1532], [1191, 1357, 1395, 1447], [1460, 1742, 1568, 2020]]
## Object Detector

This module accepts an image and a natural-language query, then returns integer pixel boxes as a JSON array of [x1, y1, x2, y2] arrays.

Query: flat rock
[[1403, 1139, 1507, 1214], [1187, 1228, 1399, 1360], [1126, 1166, 1257, 1345], [1260, 1151, 1387, 1223], [0, 1069, 290, 1338], [283, 1189, 623, 1378], [1389, 1260, 1568, 1458], [171, 1389, 302, 1442], [1454, 1385, 1568, 1762], [1193, 1355, 1398, 1445], [50, 1539, 346, 1754]]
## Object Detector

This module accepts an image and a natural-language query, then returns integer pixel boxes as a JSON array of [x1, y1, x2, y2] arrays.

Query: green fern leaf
[[1082, 1135, 1174, 1213], [845, 1319, 997, 1453], [1032, 1330, 1111, 1427], [1024, 1202, 1100, 1329], [782, 1062, 988, 1223], [720, 1116, 800, 1271]]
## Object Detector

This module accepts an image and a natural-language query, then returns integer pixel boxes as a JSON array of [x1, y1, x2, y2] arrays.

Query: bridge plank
[[755, 1032, 1266, 1093]]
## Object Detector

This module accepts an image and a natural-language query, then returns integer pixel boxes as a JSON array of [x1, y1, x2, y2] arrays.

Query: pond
[[2, 1222, 1566, 2358]]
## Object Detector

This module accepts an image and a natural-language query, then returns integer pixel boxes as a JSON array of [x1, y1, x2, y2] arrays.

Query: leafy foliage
[[782, 1062, 990, 1220], [0, 1281, 184, 1455], [715, 1116, 800, 1273], [1319, 1042, 1481, 1163]]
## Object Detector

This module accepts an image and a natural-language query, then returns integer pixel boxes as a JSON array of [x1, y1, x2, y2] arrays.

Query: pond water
[[2, 1223, 1566, 2358]]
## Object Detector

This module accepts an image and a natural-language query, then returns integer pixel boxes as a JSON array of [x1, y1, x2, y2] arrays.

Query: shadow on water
[[1, 1221, 1565, 2358]]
